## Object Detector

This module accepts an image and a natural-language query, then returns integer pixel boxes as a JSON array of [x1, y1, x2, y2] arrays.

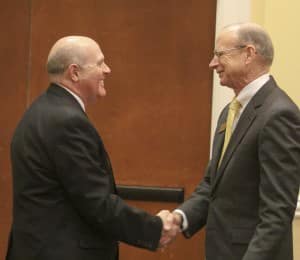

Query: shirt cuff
[[173, 209, 188, 231]]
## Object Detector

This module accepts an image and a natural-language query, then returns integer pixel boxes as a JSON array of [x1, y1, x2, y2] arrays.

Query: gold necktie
[[219, 98, 241, 165]]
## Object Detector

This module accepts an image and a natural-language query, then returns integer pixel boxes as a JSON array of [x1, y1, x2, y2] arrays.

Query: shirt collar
[[57, 84, 86, 111], [236, 73, 270, 109]]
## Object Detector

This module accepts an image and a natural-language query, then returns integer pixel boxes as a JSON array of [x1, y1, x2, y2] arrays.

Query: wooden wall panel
[[29, 0, 216, 191], [0, 1, 30, 259], [1, 1, 216, 259]]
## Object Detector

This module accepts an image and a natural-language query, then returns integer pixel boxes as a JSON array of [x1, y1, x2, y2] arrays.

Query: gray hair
[[233, 23, 274, 66], [46, 44, 85, 75]]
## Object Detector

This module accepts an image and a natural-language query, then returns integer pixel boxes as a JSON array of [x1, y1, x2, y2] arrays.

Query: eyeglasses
[[213, 45, 246, 58]]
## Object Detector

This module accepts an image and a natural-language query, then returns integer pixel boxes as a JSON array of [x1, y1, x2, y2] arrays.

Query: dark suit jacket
[[6, 84, 162, 260], [179, 77, 300, 260]]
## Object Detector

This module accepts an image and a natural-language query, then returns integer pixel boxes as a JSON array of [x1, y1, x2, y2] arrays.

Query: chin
[[219, 80, 227, 86], [97, 86, 107, 97]]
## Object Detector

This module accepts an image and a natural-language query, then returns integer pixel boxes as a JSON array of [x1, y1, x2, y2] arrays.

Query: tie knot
[[229, 98, 241, 112]]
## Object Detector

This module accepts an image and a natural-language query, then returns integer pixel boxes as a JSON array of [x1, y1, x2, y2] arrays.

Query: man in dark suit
[[170, 23, 300, 259], [6, 36, 178, 260]]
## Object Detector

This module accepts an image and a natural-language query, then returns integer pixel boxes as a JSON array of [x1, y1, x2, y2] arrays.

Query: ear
[[244, 45, 257, 65], [68, 64, 80, 82]]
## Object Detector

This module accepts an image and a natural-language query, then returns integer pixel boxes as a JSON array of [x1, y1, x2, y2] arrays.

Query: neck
[[233, 66, 269, 95], [49, 76, 88, 106]]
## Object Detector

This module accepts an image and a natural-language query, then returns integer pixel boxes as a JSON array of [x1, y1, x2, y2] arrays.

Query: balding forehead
[[47, 36, 102, 75], [221, 22, 266, 36], [48, 36, 100, 59], [50, 36, 99, 54], [216, 29, 239, 45], [57, 36, 97, 45]]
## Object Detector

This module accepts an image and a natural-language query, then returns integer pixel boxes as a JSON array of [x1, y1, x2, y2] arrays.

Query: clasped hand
[[156, 210, 182, 248]]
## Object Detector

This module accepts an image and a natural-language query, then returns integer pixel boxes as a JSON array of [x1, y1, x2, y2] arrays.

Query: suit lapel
[[211, 78, 276, 193], [48, 83, 118, 194], [210, 113, 227, 181], [103, 148, 118, 194], [217, 104, 257, 176]]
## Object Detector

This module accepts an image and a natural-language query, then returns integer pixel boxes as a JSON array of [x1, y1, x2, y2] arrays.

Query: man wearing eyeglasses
[[168, 22, 300, 260]]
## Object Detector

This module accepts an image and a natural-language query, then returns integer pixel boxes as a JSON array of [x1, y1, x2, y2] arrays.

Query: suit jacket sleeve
[[52, 114, 162, 251], [177, 105, 228, 238], [178, 161, 212, 238], [243, 109, 300, 260]]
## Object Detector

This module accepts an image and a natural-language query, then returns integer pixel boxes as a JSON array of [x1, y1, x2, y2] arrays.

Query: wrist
[[173, 212, 183, 229]]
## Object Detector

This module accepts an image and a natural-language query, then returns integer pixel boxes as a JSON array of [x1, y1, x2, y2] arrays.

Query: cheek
[[218, 58, 230, 69], [223, 59, 239, 72], [90, 73, 101, 86]]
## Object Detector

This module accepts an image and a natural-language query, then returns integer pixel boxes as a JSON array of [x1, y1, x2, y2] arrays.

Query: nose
[[103, 62, 111, 74], [209, 55, 219, 69]]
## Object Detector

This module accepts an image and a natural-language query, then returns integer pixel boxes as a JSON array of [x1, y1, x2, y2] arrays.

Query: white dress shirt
[[233, 73, 270, 131]]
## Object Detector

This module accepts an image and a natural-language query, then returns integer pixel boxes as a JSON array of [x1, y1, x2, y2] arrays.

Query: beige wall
[[251, 0, 300, 259], [251, 0, 300, 106], [294, 218, 300, 260]]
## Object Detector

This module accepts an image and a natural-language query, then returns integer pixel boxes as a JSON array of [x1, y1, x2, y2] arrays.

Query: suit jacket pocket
[[231, 228, 254, 244]]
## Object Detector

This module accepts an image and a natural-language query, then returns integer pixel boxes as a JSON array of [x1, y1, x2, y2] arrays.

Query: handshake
[[156, 210, 183, 248]]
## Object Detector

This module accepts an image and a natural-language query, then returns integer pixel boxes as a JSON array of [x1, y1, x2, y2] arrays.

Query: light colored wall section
[[210, 0, 251, 151], [251, 0, 300, 106], [294, 219, 300, 260], [296, 201, 300, 259], [251, 1, 265, 26], [251, 1, 300, 259]]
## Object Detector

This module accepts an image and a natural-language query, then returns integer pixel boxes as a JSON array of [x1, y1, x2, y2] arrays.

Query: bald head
[[46, 36, 111, 104], [46, 36, 100, 75], [222, 22, 274, 66]]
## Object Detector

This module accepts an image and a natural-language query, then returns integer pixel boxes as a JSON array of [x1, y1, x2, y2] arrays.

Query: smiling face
[[47, 36, 112, 105], [77, 42, 111, 103], [209, 30, 248, 93]]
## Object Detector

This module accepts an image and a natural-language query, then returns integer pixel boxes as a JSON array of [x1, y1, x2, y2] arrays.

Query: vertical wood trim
[[26, 0, 33, 108]]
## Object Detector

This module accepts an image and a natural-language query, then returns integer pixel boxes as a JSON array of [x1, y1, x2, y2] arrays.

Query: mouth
[[98, 80, 107, 96], [216, 71, 223, 77]]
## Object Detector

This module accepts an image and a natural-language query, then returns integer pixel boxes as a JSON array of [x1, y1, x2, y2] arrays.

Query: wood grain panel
[[28, 1, 216, 259], [0, 1, 30, 259]]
